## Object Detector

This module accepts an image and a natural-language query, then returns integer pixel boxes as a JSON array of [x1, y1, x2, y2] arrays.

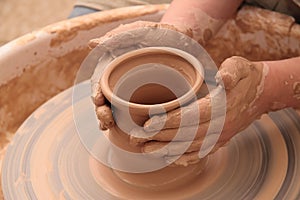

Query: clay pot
[[100, 46, 204, 149], [100, 46, 205, 188]]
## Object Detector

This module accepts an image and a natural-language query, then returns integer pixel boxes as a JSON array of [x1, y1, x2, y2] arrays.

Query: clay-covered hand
[[91, 21, 193, 130], [130, 56, 270, 166], [89, 21, 192, 49]]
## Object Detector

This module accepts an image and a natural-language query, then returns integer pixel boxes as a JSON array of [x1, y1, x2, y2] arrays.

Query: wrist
[[255, 62, 277, 113], [249, 62, 273, 115], [160, 0, 242, 44], [161, 10, 224, 44], [262, 58, 300, 111]]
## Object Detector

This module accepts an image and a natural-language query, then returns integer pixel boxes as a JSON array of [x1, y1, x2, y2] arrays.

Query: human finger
[[142, 131, 225, 157], [95, 104, 115, 130], [89, 21, 191, 48], [92, 90, 106, 106], [130, 123, 210, 145], [216, 56, 252, 90], [144, 86, 225, 132], [88, 21, 155, 48], [144, 100, 207, 132], [142, 139, 204, 157], [99, 121, 108, 131]]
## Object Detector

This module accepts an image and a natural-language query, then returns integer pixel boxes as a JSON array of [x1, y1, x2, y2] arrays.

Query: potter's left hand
[[130, 56, 271, 166], [91, 21, 194, 130], [91, 0, 238, 131]]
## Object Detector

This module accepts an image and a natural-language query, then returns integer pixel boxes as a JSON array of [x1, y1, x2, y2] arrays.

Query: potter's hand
[[130, 56, 270, 166], [89, 21, 192, 49], [91, 0, 244, 130], [91, 21, 193, 130], [91, 0, 242, 130]]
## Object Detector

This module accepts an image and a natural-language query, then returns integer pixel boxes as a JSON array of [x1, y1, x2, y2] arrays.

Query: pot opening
[[104, 47, 201, 108], [114, 63, 193, 106]]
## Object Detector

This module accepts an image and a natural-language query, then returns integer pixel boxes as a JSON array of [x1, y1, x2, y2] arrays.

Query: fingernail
[[99, 122, 108, 131], [105, 120, 115, 129]]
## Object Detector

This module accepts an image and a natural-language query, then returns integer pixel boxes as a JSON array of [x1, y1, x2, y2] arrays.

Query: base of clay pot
[[89, 154, 208, 199], [112, 163, 207, 188], [105, 124, 211, 188]]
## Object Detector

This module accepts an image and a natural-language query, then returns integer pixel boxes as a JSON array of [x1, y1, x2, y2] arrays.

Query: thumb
[[216, 56, 253, 90]]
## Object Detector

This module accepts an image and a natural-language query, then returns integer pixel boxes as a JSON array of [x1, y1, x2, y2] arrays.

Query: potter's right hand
[[129, 56, 271, 166], [91, 21, 193, 130]]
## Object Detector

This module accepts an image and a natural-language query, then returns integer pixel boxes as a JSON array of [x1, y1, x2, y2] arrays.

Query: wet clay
[[97, 47, 206, 190]]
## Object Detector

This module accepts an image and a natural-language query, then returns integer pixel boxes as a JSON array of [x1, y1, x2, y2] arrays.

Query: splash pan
[[1, 4, 300, 200]]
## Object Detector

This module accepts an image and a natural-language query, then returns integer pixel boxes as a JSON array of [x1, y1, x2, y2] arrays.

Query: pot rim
[[100, 46, 204, 111]]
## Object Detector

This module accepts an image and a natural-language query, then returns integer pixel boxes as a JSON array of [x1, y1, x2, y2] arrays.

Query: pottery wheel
[[2, 80, 300, 200]]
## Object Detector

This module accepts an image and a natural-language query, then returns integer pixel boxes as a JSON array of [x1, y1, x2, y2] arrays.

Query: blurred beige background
[[0, 0, 76, 46]]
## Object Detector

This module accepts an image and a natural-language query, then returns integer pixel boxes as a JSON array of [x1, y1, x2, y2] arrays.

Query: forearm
[[161, 0, 243, 43], [264, 57, 300, 110]]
